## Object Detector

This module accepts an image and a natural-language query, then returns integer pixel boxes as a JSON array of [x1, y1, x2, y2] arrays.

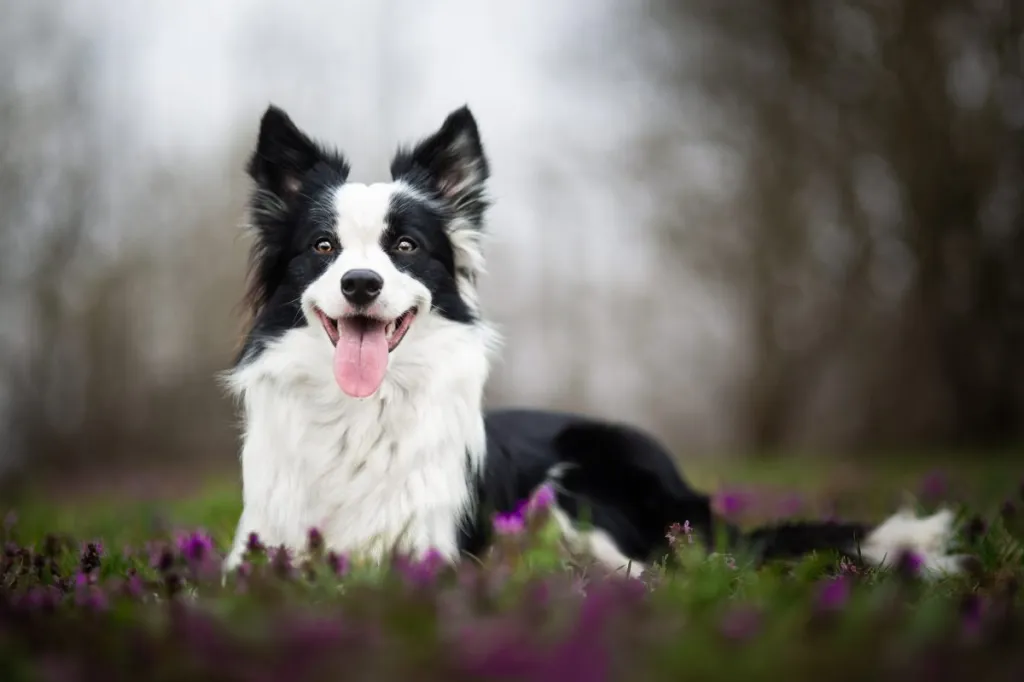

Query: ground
[[2, 454, 1022, 681], [9, 453, 1018, 547]]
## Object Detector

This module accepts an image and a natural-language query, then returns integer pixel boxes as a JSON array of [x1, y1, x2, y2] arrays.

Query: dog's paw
[[221, 551, 245, 586], [861, 507, 967, 580]]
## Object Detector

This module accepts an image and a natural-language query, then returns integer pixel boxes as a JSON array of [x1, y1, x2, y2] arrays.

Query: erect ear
[[246, 105, 324, 203], [391, 106, 489, 221]]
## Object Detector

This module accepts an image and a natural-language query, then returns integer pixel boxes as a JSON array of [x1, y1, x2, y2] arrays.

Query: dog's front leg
[[223, 504, 265, 575]]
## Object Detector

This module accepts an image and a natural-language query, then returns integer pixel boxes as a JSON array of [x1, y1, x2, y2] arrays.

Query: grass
[[2, 455, 1023, 681], [9, 454, 1018, 548]]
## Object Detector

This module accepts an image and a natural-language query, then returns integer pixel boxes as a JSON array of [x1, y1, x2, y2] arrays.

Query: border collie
[[222, 104, 965, 579]]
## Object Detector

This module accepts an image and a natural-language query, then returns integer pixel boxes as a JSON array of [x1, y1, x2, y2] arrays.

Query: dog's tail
[[548, 421, 966, 579], [738, 508, 965, 577]]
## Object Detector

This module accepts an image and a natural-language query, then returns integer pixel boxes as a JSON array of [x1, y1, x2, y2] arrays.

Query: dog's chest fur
[[228, 321, 493, 564]]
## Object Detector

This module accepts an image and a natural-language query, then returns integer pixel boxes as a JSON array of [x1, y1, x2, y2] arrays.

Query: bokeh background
[[1, 0, 1022, 503]]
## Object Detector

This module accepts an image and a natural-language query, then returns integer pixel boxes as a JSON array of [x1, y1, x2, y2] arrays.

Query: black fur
[[384, 193, 475, 324], [390, 105, 490, 228], [239, 106, 351, 363], [468, 410, 875, 570]]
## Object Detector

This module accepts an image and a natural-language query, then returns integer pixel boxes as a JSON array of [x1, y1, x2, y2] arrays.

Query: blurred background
[[1, 0, 1022, 501]]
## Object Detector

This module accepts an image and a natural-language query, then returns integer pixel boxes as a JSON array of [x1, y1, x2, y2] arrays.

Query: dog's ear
[[247, 105, 324, 203], [391, 106, 489, 222]]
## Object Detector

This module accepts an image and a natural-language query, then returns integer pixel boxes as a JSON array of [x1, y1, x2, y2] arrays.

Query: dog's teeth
[[385, 321, 396, 338]]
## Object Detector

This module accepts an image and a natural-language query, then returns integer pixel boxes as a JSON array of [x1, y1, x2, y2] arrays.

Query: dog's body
[[223, 105, 963, 578]]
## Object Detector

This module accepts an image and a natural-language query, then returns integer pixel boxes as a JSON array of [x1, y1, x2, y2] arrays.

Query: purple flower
[[503, 485, 558, 526], [245, 532, 265, 556], [421, 547, 447, 570], [73, 577, 108, 611], [306, 528, 325, 553], [325, 551, 348, 576], [894, 549, 923, 579], [494, 512, 525, 535], [83, 588, 109, 612], [713, 490, 748, 519], [666, 520, 695, 547], [79, 542, 102, 574], [816, 576, 850, 611], [124, 572, 145, 599], [270, 545, 293, 579], [177, 530, 215, 564], [666, 523, 680, 546], [838, 556, 860, 576], [539, 584, 619, 682], [39, 586, 62, 610], [396, 549, 448, 587], [528, 484, 556, 513], [18, 588, 48, 611], [2, 510, 16, 534]]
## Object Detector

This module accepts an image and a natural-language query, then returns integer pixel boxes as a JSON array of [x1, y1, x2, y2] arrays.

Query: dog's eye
[[313, 238, 335, 254], [394, 237, 418, 254]]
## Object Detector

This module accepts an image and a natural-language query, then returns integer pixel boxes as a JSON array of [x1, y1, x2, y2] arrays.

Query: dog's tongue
[[333, 317, 388, 398]]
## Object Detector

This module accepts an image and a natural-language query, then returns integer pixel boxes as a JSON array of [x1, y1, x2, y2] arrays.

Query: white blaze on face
[[330, 183, 394, 398], [301, 182, 432, 399], [333, 183, 395, 256]]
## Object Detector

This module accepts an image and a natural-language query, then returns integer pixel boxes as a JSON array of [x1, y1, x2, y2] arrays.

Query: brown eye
[[313, 238, 334, 254], [395, 237, 418, 254]]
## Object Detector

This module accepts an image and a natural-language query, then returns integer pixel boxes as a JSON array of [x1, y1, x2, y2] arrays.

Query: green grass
[[9, 454, 1020, 548], [2, 455, 1023, 681], [12, 478, 243, 550]]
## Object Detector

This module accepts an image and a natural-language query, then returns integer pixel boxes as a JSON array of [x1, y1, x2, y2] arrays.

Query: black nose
[[340, 269, 383, 306]]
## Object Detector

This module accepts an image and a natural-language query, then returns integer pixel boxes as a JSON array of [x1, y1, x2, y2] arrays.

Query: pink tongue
[[333, 318, 389, 398]]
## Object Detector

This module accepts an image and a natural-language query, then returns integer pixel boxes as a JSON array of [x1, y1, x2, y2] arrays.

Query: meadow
[[2, 455, 1022, 681]]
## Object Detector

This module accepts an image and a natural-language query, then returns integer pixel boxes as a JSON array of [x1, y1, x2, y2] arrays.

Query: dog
[[222, 104, 965, 580]]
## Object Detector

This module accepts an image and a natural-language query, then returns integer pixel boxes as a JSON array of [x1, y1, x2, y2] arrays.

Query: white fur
[[550, 508, 646, 579], [860, 507, 963, 578], [224, 314, 498, 570], [302, 182, 430, 324], [223, 179, 500, 571]]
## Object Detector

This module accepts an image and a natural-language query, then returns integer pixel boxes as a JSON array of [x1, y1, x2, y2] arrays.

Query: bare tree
[[643, 0, 1024, 453]]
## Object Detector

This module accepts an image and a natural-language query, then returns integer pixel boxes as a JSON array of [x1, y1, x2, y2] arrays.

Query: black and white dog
[[223, 104, 963, 579]]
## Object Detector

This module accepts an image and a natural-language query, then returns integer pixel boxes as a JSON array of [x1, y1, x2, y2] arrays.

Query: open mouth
[[313, 306, 418, 398], [314, 307, 418, 353]]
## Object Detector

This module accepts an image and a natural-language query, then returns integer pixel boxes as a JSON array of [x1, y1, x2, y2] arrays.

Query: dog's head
[[241, 105, 490, 398]]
